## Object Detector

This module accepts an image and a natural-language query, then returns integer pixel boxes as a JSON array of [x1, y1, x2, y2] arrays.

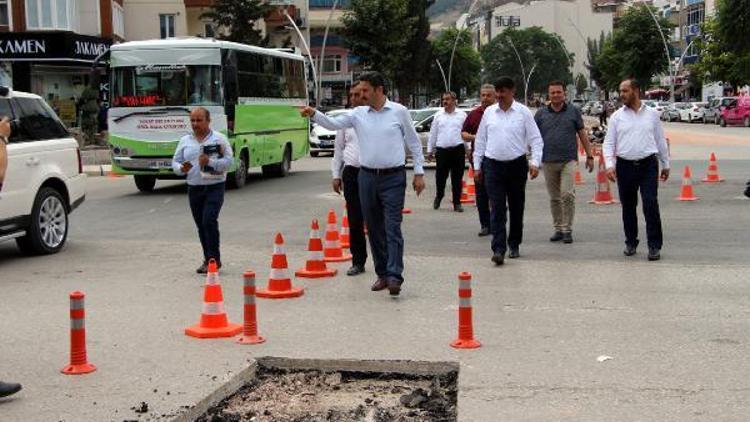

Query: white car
[[680, 102, 708, 123], [0, 87, 86, 255], [309, 109, 349, 157]]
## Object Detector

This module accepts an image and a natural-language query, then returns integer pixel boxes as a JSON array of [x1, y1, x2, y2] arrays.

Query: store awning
[[0, 31, 112, 64]]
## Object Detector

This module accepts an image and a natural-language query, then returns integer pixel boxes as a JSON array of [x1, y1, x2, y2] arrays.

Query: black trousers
[[188, 183, 225, 263], [615, 155, 663, 250], [435, 144, 466, 205], [483, 156, 528, 254], [475, 170, 491, 229], [342, 165, 368, 267]]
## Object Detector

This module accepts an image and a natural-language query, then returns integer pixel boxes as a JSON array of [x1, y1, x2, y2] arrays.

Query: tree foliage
[[575, 73, 588, 96], [200, 0, 270, 45], [692, 0, 750, 87], [430, 28, 483, 97], [586, 32, 608, 93], [481, 27, 573, 100], [595, 5, 673, 90]]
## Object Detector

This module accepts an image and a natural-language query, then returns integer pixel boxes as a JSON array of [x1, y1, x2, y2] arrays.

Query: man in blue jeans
[[172, 108, 233, 273], [301, 72, 425, 296]]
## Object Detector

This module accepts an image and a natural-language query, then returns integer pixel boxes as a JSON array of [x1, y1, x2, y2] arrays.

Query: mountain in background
[[427, 0, 521, 30]]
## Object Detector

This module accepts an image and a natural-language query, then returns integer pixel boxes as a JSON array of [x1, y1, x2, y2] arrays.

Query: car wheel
[[720, 118, 727, 127], [16, 187, 69, 255], [262, 145, 291, 178], [227, 151, 247, 189], [134, 175, 156, 192], [310, 151, 319, 157]]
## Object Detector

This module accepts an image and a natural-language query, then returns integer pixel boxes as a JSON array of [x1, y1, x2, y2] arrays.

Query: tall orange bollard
[[589, 151, 617, 205], [185, 259, 242, 338], [236, 270, 266, 345], [702, 152, 725, 183], [257, 233, 305, 299], [450, 272, 481, 349], [61, 291, 97, 375], [677, 165, 699, 201]]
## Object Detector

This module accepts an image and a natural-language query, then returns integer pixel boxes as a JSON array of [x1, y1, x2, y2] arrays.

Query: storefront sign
[[0, 32, 111, 62]]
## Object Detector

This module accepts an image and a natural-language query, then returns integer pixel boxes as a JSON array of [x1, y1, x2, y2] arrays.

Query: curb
[[83, 165, 113, 177]]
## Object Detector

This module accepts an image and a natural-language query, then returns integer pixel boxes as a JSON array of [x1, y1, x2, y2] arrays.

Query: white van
[[0, 87, 86, 254]]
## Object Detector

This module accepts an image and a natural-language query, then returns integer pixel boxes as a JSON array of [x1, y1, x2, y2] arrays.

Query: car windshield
[[411, 109, 438, 122], [112, 65, 222, 107], [675, 103, 690, 109]]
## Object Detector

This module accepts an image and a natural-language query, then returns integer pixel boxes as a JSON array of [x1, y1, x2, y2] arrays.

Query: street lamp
[[448, 0, 481, 92], [317, 0, 341, 107], [643, 5, 678, 102], [283, 9, 318, 103]]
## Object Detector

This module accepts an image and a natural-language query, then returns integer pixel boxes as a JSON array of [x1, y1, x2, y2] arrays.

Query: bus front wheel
[[263, 145, 291, 178], [134, 175, 156, 192], [227, 152, 248, 189]]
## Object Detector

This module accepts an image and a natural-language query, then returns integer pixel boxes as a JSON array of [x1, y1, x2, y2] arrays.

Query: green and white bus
[[107, 38, 310, 192]]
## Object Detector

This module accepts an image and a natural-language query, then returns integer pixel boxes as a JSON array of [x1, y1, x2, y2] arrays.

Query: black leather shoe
[[562, 232, 573, 244], [648, 248, 661, 261], [433, 197, 442, 210], [196, 263, 208, 274], [623, 245, 637, 256], [371, 278, 388, 291], [491, 253, 504, 266], [478, 227, 490, 237], [549, 231, 564, 242], [508, 248, 520, 259], [454, 204, 464, 212], [0, 381, 22, 398], [388, 278, 403, 296], [346, 265, 365, 276]]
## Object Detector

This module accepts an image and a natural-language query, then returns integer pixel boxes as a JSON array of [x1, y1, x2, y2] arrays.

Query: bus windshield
[[112, 65, 222, 107]]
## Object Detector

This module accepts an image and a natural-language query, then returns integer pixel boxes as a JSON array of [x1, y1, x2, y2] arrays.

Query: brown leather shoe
[[388, 278, 403, 296], [371, 277, 388, 291]]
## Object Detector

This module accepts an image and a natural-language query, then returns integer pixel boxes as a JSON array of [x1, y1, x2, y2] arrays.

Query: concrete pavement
[[1, 130, 749, 421]]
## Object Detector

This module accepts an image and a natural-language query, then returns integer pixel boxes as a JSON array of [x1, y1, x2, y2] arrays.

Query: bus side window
[[223, 64, 238, 131]]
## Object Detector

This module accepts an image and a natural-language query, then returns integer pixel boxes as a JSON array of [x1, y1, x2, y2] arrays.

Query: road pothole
[[191, 357, 458, 422]]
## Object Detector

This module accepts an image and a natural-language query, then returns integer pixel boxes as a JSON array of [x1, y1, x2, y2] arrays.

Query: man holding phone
[[172, 107, 233, 274]]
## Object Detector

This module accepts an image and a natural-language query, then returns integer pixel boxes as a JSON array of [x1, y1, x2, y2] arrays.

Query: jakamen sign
[[0, 32, 111, 62], [0, 39, 46, 55]]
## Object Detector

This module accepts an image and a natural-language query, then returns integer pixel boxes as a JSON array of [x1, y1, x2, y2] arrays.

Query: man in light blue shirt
[[301, 72, 425, 296], [172, 107, 233, 274]]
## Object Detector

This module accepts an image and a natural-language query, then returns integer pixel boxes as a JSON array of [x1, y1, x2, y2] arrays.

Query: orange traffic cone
[[236, 270, 265, 345], [323, 210, 352, 262], [460, 180, 475, 204], [589, 152, 617, 205], [678, 165, 699, 201], [702, 152, 725, 183], [466, 168, 476, 197], [402, 208, 413, 214], [450, 272, 481, 349], [185, 259, 242, 338], [61, 291, 97, 375], [296, 219, 337, 278], [340, 214, 351, 248], [257, 233, 304, 299], [574, 161, 585, 185]]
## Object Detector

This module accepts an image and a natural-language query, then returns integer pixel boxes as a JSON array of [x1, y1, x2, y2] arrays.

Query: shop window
[[322, 55, 342, 73], [25, 0, 73, 30], [0, 0, 9, 26], [159, 14, 176, 39], [112, 2, 125, 38]]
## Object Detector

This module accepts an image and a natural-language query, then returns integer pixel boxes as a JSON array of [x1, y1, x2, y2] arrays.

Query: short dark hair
[[623, 78, 640, 91], [494, 77, 515, 91], [358, 71, 386, 90], [548, 80, 566, 90], [442, 91, 457, 100]]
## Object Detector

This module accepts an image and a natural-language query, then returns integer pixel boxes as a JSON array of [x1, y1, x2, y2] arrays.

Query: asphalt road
[[0, 122, 748, 421]]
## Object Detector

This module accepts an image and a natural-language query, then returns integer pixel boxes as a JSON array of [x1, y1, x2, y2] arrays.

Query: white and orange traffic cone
[[296, 219, 337, 278], [589, 152, 617, 205], [185, 259, 242, 338], [678, 165, 699, 201], [340, 214, 351, 249], [257, 233, 304, 299], [460, 180, 475, 205], [323, 209, 352, 262], [574, 161, 585, 185], [702, 152, 725, 183]]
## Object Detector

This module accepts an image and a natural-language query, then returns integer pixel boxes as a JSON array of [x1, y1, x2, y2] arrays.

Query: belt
[[484, 154, 527, 164], [618, 154, 656, 164], [360, 165, 405, 175], [436, 144, 465, 151]]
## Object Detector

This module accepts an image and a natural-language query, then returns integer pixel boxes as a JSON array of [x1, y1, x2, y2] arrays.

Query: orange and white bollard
[[236, 270, 266, 345], [450, 272, 481, 349], [61, 291, 97, 375]]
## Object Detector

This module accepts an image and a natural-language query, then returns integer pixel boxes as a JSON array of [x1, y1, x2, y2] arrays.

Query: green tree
[[201, 0, 270, 45], [586, 32, 610, 98], [430, 28, 482, 97], [575, 73, 588, 96], [394, 0, 434, 102], [481, 27, 573, 102], [595, 5, 673, 90], [692, 1, 750, 88]]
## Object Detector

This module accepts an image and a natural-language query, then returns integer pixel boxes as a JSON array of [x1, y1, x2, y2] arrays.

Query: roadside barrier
[[61, 291, 97, 375], [296, 219, 338, 278], [702, 152, 725, 183], [340, 214, 351, 249], [323, 210, 352, 262], [450, 272, 481, 349], [257, 233, 305, 299], [589, 151, 617, 205], [678, 165, 699, 201], [185, 259, 242, 338], [236, 270, 266, 345]]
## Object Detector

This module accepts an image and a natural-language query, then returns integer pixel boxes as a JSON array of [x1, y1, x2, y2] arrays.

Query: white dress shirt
[[473, 101, 543, 169], [331, 127, 360, 179], [172, 130, 234, 186], [603, 104, 670, 170], [427, 108, 467, 154], [311, 99, 425, 175]]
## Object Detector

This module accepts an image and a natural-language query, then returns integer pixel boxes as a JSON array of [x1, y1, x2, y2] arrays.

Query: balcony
[[310, 0, 351, 7]]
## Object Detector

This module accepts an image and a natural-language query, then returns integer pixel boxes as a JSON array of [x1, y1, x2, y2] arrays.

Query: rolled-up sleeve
[[401, 108, 424, 175]]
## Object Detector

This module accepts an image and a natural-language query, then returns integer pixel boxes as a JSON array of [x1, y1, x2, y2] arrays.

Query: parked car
[[661, 102, 689, 121], [643, 100, 658, 110], [719, 96, 750, 127], [410, 107, 441, 125], [680, 102, 707, 123], [0, 87, 86, 255], [410, 108, 471, 162], [654, 101, 671, 115], [309, 109, 348, 157], [571, 98, 585, 110], [704, 97, 736, 124]]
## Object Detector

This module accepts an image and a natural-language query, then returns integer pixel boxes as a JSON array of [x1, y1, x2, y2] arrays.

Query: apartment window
[[26, 0, 74, 30], [0, 0, 9, 26], [204, 23, 215, 38], [159, 14, 175, 39], [687, 5, 704, 26], [112, 2, 124, 38], [322, 55, 342, 73]]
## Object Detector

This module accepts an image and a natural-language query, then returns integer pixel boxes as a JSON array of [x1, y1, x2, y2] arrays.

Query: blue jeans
[[188, 183, 225, 263], [358, 168, 406, 282]]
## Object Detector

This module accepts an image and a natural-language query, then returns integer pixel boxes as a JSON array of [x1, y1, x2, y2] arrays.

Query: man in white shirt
[[300, 71, 425, 296], [604, 78, 670, 261], [427, 92, 467, 212], [474, 77, 543, 266], [331, 82, 367, 276]]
